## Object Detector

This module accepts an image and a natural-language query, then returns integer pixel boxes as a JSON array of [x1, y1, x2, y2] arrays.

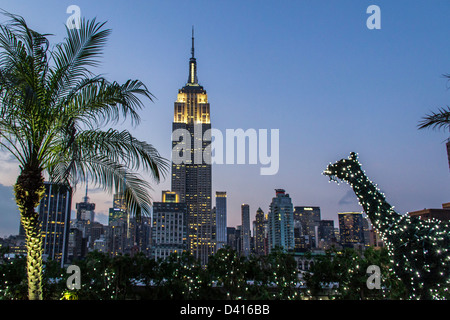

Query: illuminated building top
[[174, 26, 210, 124]]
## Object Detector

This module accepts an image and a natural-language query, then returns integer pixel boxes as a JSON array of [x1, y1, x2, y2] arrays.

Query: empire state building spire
[[191, 25, 195, 59], [187, 26, 198, 85]]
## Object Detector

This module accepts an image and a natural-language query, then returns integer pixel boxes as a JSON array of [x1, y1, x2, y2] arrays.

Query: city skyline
[[0, 1, 449, 238]]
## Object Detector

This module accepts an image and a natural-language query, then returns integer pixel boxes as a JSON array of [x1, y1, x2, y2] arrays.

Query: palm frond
[[48, 18, 110, 105], [418, 106, 450, 131], [49, 154, 153, 218], [74, 128, 168, 180]]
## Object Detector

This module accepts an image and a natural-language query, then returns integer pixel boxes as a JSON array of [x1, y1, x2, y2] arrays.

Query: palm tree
[[418, 74, 450, 170], [0, 12, 168, 299]]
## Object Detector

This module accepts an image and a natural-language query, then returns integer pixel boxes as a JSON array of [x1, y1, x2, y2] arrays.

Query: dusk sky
[[0, 0, 449, 237]]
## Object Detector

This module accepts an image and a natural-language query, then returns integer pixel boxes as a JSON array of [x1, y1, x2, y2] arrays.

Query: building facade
[[338, 212, 365, 248], [151, 191, 188, 260], [408, 202, 450, 221], [215, 192, 227, 250], [171, 30, 215, 265], [241, 204, 251, 256], [107, 193, 129, 256], [317, 220, 335, 250], [37, 182, 72, 267], [76, 186, 95, 222], [268, 189, 294, 252], [254, 207, 266, 256], [294, 206, 321, 250]]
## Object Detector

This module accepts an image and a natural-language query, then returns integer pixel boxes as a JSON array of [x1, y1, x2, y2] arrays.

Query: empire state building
[[171, 29, 215, 265]]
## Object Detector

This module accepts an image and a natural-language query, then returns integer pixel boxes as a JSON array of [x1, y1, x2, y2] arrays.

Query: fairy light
[[324, 152, 450, 300]]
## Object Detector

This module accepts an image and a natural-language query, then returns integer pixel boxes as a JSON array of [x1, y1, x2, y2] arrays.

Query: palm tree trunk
[[446, 140, 450, 171], [13, 165, 45, 300]]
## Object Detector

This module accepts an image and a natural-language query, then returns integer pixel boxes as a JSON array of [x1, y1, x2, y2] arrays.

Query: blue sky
[[0, 0, 449, 236]]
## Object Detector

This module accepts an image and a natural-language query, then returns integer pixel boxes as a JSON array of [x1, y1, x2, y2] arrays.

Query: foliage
[[303, 247, 407, 300], [1, 247, 428, 300], [418, 73, 450, 134], [0, 248, 303, 300]]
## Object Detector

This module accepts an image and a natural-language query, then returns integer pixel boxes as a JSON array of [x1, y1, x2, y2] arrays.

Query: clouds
[[338, 190, 358, 206]]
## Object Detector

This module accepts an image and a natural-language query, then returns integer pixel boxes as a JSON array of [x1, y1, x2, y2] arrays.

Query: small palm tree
[[418, 74, 450, 170], [0, 12, 168, 299]]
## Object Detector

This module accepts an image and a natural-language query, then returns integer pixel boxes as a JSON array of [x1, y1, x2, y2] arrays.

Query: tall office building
[[318, 220, 335, 250], [254, 207, 266, 256], [72, 186, 99, 254], [338, 212, 365, 248], [107, 193, 129, 256], [241, 204, 251, 256], [76, 185, 95, 222], [67, 226, 86, 262], [294, 206, 321, 249], [37, 182, 72, 267], [215, 192, 227, 250], [268, 189, 294, 252], [171, 29, 214, 265], [227, 227, 237, 250], [152, 191, 187, 260]]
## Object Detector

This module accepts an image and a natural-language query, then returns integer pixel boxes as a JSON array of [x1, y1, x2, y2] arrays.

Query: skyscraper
[[171, 28, 214, 265], [254, 207, 266, 256], [268, 189, 294, 252], [338, 212, 365, 248], [37, 182, 72, 267], [241, 204, 251, 256], [294, 206, 321, 249], [107, 193, 128, 256], [72, 185, 100, 254], [76, 185, 95, 222], [151, 191, 187, 260], [215, 192, 227, 250], [317, 220, 335, 250]]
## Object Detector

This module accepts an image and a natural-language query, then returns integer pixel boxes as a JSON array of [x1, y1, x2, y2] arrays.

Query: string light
[[324, 152, 450, 299]]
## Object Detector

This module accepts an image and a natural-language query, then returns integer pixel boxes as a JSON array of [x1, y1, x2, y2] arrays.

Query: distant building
[[93, 235, 108, 253], [293, 220, 305, 252], [37, 182, 72, 267], [254, 207, 266, 256], [135, 217, 152, 257], [67, 226, 86, 262], [215, 192, 227, 250], [151, 191, 187, 260], [317, 220, 335, 250], [338, 212, 365, 248], [107, 193, 129, 256], [241, 204, 251, 256], [408, 203, 450, 221], [235, 225, 242, 254], [369, 228, 384, 248], [227, 227, 237, 251], [0, 235, 26, 256], [294, 206, 321, 249], [268, 189, 294, 252], [87, 221, 105, 249], [76, 186, 95, 222], [68, 186, 105, 260]]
